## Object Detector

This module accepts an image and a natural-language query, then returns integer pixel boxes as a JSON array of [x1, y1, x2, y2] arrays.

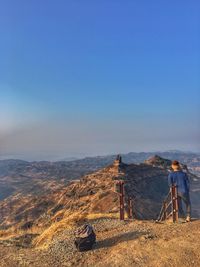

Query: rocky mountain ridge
[[0, 155, 199, 234], [0, 155, 199, 267], [0, 151, 199, 203]]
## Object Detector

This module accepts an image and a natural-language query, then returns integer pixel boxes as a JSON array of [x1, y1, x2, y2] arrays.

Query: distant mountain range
[[0, 151, 200, 202]]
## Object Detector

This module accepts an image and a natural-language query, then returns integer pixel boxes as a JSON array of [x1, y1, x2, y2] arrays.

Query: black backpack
[[74, 224, 96, 252]]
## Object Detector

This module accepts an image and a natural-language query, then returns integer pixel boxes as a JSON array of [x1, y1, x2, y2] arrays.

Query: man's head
[[171, 160, 181, 171]]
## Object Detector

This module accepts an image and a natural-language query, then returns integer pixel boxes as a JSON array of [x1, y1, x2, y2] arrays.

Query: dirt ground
[[0, 218, 200, 267]]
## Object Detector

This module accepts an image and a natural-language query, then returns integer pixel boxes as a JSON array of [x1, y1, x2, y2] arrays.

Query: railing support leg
[[171, 185, 179, 223], [119, 181, 125, 220], [127, 197, 133, 219]]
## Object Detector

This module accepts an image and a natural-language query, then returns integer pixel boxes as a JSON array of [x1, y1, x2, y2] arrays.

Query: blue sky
[[0, 1, 200, 160]]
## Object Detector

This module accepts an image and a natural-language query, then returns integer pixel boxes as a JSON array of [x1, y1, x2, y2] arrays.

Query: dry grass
[[33, 211, 87, 248], [0, 225, 46, 240], [86, 212, 119, 220], [0, 210, 119, 248], [33, 211, 119, 248], [0, 219, 199, 267]]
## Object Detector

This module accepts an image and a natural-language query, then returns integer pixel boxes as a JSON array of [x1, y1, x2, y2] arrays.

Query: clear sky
[[0, 0, 200, 160]]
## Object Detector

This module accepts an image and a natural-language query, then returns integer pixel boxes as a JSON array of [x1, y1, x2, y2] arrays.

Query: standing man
[[168, 160, 191, 222]]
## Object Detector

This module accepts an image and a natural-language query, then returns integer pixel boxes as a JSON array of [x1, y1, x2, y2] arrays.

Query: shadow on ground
[[94, 230, 148, 250]]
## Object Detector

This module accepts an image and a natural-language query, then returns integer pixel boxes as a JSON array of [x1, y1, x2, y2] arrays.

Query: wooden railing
[[157, 185, 179, 223], [115, 180, 133, 220], [115, 181, 179, 223]]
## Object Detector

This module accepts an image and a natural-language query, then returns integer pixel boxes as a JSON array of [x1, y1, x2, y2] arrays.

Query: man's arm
[[168, 173, 173, 187]]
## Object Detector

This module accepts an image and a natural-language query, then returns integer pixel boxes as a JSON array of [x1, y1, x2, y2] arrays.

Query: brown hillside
[[0, 156, 168, 230], [0, 156, 199, 266], [0, 155, 199, 238]]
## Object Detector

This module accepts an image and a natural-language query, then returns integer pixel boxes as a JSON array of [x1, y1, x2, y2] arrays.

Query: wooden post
[[119, 180, 125, 220], [127, 197, 133, 219], [171, 185, 179, 223]]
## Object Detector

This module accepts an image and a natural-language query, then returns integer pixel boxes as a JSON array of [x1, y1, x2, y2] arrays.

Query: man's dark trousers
[[177, 192, 191, 218]]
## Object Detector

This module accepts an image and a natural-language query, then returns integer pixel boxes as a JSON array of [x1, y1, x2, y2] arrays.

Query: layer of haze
[[0, 1, 200, 160]]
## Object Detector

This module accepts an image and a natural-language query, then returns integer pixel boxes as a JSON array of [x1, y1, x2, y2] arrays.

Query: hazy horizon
[[0, 1, 199, 160], [0, 149, 199, 162]]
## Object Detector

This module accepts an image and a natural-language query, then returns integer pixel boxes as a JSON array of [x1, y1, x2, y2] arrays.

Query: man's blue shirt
[[168, 170, 190, 194]]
